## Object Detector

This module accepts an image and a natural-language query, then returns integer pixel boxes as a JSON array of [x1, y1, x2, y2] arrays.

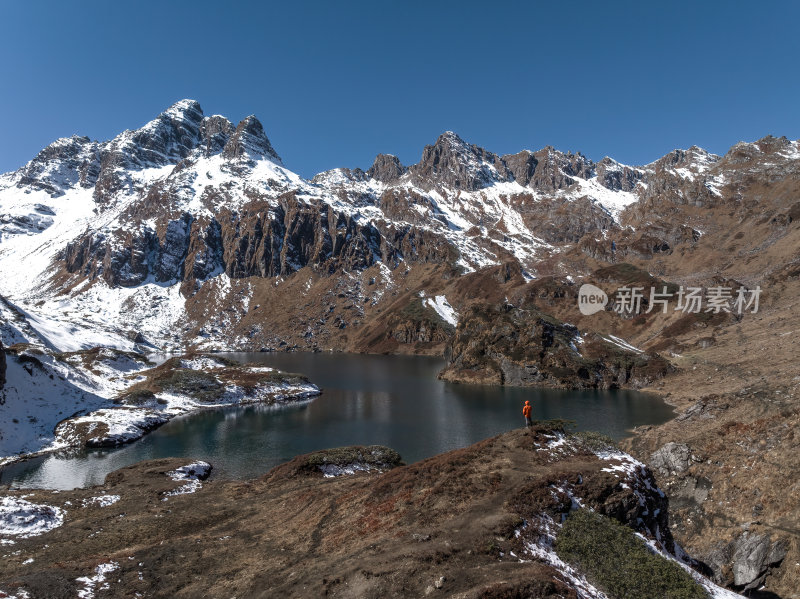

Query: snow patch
[[636, 534, 745, 598], [0, 496, 64, 537], [54, 408, 171, 448], [168, 461, 212, 481], [76, 562, 119, 599], [179, 356, 229, 370], [517, 514, 609, 599], [602, 334, 645, 354], [164, 461, 212, 497], [320, 463, 381, 478], [422, 295, 459, 326], [574, 176, 640, 220], [82, 495, 120, 508]]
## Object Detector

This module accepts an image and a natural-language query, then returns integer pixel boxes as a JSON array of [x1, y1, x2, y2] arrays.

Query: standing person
[[522, 400, 532, 427]]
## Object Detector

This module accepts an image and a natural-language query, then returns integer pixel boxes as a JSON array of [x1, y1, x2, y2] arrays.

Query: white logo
[[578, 284, 608, 315]]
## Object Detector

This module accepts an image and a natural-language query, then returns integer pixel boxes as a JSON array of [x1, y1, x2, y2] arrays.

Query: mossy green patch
[[555, 509, 706, 599], [572, 430, 618, 453]]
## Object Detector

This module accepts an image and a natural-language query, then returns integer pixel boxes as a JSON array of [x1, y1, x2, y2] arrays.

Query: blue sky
[[1, 1, 798, 177]]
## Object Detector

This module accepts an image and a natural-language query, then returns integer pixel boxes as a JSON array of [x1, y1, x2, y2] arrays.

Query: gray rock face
[[156, 213, 194, 282], [199, 115, 235, 156], [14, 135, 100, 196], [220, 199, 396, 278], [126, 99, 205, 166], [367, 154, 406, 183], [596, 157, 644, 192], [409, 131, 511, 191], [706, 531, 788, 591], [61, 189, 458, 291], [501, 147, 595, 192], [61, 213, 199, 287], [517, 196, 615, 245], [222, 116, 281, 163], [501, 150, 538, 186], [527, 147, 594, 191], [185, 219, 224, 281], [732, 532, 786, 589], [650, 442, 691, 475]]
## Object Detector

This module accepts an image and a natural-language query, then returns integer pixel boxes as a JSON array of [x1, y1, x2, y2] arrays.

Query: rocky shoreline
[[0, 346, 319, 467]]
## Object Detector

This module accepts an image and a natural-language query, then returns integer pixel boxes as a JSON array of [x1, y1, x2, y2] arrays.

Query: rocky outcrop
[[439, 302, 672, 388], [60, 212, 196, 287], [409, 131, 511, 191], [12, 135, 100, 196], [650, 442, 692, 475], [52, 353, 320, 450], [269, 445, 404, 479], [704, 531, 788, 592], [58, 189, 465, 291], [385, 297, 454, 345], [517, 196, 615, 245], [502, 147, 594, 191], [219, 198, 391, 278], [199, 115, 235, 156], [221, 115, 281, 163], [367, 153, 406, 182], [595, 156, 644, 191]]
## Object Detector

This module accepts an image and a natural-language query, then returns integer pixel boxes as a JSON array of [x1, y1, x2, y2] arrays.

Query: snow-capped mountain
[[0, 99, 798, 354]]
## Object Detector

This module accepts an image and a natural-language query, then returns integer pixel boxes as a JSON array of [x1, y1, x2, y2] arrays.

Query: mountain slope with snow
[[1, 99, 798, 355]]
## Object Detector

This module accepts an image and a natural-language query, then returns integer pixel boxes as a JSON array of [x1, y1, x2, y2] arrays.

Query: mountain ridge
[[1, 99, 797, 357]]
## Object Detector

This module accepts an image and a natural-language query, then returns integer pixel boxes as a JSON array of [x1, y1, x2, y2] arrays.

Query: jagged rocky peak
[[531, 146, 594, 188], [367, 153, 406, 183], [720, 135, 799, 167], [596, 156, 644, 192], [501, 149, 537, 186], [753, 134, 795, 153], [502, 146, 594, 192], [222, 115, 282, 164], [650, 145, 719, 173], [11, 134, 100, 196], [34, 134, 94, 158], [199, 114, 235, 156], [122, 99, 207, 165], [409, 131, 511, 191], [160, 98, 205, 125]]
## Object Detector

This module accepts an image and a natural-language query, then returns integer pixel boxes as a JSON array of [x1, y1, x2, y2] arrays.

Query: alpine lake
[[1, 353, 675, 489]]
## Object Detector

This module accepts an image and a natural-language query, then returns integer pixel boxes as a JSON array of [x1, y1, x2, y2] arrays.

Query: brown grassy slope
[[1, 427, 677, 599]]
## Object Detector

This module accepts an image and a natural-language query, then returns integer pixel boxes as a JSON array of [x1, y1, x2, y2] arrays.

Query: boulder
[[650, 442, 691, 475], [706, 531, 788, 591], [731, 532, 787, 590]]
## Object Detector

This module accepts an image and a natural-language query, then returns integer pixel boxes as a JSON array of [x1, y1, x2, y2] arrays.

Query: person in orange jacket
[[522, 400, 532, 427]]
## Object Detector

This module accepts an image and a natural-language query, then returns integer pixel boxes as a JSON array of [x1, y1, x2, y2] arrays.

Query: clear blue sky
[[1, 1, 798, 177]]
